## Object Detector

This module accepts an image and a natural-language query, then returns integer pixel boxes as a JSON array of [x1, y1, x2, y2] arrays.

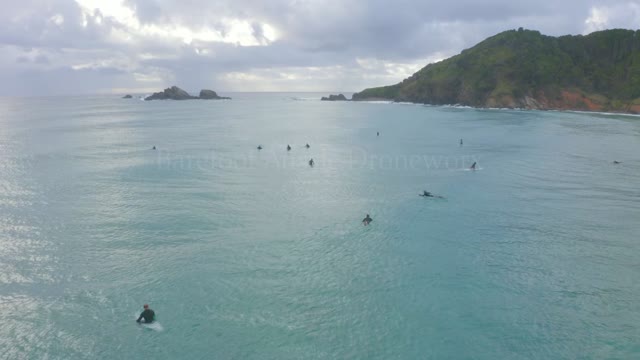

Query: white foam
[[359, 100, 394, 104], [395, 102, 422, 106], [564, 109, 640, 118], [455, 167, 484, 171], [141, 322, 164, 332], [352, 100, 640, 117]]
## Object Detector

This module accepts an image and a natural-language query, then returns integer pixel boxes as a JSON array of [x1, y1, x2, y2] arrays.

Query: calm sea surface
[[0, 93, 639, 359]]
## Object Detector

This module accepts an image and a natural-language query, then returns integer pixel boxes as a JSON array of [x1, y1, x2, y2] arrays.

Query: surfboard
[[141, 321, 163, 331], [134, 313, 163, 331]]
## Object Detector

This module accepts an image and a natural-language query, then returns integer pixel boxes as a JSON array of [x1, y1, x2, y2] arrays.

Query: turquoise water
[[1, 93, 639, 359]]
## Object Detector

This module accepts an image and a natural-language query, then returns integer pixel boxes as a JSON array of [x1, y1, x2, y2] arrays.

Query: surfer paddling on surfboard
[[136, 304, 155, 324], [362, 214, 372, 226], [419, 190, 444, 199]]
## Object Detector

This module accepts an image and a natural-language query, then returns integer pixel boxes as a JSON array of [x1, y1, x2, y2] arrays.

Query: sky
[[0, 0, 639, 95]]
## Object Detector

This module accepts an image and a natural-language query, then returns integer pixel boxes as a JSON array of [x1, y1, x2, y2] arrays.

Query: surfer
[[287, 145, 291, 151], [305, 143, 310, 149], [136, 304, 155, 324], [152, 146, 156, 150], [470, 162, 477, 171], [377, 131, 379, 136], [257, 145, 262, 150], [459, 139, 463, 146], [309, 158, 314, 167], [419, 190, 444, 198], [613, 160, 621, 164], [362, 214, 372, 226]]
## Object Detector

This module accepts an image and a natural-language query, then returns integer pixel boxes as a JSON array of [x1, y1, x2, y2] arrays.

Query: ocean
[[0, 93, 639, 359]]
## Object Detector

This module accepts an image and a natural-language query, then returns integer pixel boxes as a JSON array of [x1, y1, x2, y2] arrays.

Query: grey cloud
[[123, 0, 164, 24], [14, 54, 50, 65], [0, 0, 637, 95], [34, 55, 50, 64], [0, 66, 130, 95], [251, 22, 269, 45]]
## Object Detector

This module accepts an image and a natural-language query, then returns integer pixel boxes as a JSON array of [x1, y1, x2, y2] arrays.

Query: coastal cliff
[[353, 29, 640, 113]]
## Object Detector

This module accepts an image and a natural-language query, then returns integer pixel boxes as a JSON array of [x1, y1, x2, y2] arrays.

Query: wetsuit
[[137, 309, 155, 323]]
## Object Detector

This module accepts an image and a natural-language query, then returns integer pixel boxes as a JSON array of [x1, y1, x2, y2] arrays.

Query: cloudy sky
[[1, 0, 638, 95]]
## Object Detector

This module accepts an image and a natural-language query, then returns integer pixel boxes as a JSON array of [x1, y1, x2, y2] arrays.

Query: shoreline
[[351, 98, 640, 117]]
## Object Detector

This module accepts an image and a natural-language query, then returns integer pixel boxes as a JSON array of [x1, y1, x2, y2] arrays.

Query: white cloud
[[49, 14, 65, 26], [585, 7, 610, 33], [74, 0, 279, 46], [584, 3, 640, 34]]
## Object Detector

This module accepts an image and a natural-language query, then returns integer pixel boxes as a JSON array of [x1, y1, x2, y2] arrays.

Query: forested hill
[[352, 29, 640, 113]]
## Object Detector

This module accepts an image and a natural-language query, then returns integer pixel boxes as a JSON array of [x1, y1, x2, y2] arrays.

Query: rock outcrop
[[122, 94, 133, 99], [145, 86, 196, 100], [321, 94, 348, 101], [145, 86, 231, 100], [199, 89, 231, 100]]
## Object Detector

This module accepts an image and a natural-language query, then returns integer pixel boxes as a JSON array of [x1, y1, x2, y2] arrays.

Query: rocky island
[[353, 29, 640, 114], [122, 94, 133, 99], [145, 86, 231, 100], [321, 94, 348, 101], [198, 89, 230, 100]]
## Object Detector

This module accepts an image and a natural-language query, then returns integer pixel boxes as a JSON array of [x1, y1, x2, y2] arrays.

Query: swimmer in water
[[305, 143, 310, 149], [309, 158, 314, 167], [460, 139, 463, 146], [377, 131, 379, 136], [613, 160, 621, 164], [362, 214, 372, 225], [470, 162, 477, 170], [257, 145, 262, 150], [287, 145, 291, 151], [152, 146, 156, 150], [136, 304, 155, 324], [419, 190, 444, 199]]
